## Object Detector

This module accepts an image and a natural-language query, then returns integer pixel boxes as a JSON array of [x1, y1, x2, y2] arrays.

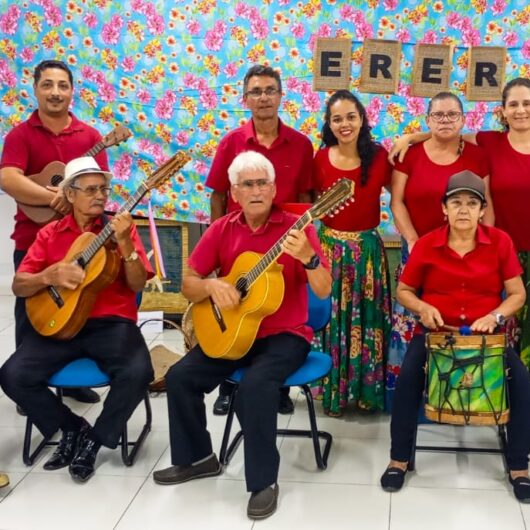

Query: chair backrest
[[306, 285, 331, 332]]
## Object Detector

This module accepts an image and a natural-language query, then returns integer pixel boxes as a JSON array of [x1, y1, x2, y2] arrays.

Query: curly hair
[[320, 90, 379, 186]]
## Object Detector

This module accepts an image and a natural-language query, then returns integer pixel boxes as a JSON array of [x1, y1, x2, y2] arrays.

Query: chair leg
[[408, 424, 418, 472], [22, 417, 54, 466], [277, 384, 332, 470], [121, 391, 152, 466], [498, 424, 509, 475], [219, 386, 242, 466]]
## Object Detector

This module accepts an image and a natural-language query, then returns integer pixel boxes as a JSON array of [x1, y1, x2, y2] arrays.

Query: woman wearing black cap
[[380, 170, 530, 503]]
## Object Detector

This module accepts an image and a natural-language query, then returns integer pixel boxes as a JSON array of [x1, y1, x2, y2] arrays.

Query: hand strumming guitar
[[205, 279, 241, 310], [43, 262, 85, 290]]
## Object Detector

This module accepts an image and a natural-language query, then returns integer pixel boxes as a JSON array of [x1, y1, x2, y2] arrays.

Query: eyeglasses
[[235, 179, 273, 191], [244, 88, 280, 99], [70, 184, 111, 196], [429, 111, 463, 122]]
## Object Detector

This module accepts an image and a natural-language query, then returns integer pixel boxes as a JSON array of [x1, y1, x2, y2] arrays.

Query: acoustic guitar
[[18, 124, 132, 224], [26, 151, 191, 340], [191, 178, 354, 360]]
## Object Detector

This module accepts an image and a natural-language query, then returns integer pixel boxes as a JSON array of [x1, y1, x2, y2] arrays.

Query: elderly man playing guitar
[[0, 156, 154, 483], [153, 150, 332, 520]]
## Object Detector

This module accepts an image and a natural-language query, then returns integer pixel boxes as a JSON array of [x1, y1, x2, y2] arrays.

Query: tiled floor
[[0, 293, 528, 530]]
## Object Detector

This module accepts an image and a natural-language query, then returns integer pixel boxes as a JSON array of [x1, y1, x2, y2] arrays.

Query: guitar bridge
[[209, 297, 226, 332]]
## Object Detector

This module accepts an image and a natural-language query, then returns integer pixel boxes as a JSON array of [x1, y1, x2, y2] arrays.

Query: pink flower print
[[19, 47, 34, 63], [223, 62, 238, 78], [381, 137, 394, 153], [186, 19, 201, 35], [285, 77, 302, 93], [522, 40, 530, 60], [462, 28, 480, 47], [290, 22, 305, 38], [147, 13, 164, 35], [101, 15, 124, 45], [83, 12, 98, 28], [398, 81, 411, 97], [383, 0, 398, 10], [234, 2, 252, 18], [97, 82, 116, 103], [0, 5, 21, 35], [113, 153, 133, 181], [122, 57, 135, 72], [194, 160, 209, 175], [175, 131, 190, 146], [445, 12, 461, 28], [339, 5, 362, 24], [420, 30, 438, 44], [317, 23, 332, 38], [355, 20, 374, 40], [465, 103, 488, 131], [503, 31, 518, 48], [302, 91, 321, 112], [406, 97, 426, 117], [155, 90, 177, 120], [491, 0, 507, 15], [199, 88, 218, 110], [395, 28, 411, 42], [250, 18, 268, 40], [365, 98, 383, 127], [183, 73, 199, 89], [44, 5, 62, 26], [0, 60, 16, 88], [204, 30, 223, 51]]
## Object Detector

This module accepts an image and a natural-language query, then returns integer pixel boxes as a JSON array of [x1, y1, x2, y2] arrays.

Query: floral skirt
[[519, 251, 530, 369], [312, 226, 392, 414]]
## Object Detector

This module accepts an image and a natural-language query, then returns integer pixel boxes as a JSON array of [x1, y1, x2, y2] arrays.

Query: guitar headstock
[[101, 125, 132, 148], [146, 151, 192, 190], [308, 178, 354, 220]]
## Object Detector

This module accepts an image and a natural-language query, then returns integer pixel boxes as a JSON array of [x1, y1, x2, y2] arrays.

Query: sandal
[[323, 409, 343, 418], [380, 466, 407, 492], [509, 475, 530, 503]]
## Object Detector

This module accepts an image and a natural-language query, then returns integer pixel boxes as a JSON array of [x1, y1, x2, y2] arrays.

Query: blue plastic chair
[[219, 286, 333, 470], [23, 293, 152, 467]]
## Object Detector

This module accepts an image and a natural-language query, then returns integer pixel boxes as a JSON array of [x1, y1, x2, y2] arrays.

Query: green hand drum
[[425, 333, 509, 425]]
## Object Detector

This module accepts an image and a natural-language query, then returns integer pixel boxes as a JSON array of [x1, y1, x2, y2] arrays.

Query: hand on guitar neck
[[47, 185, 71, 217]]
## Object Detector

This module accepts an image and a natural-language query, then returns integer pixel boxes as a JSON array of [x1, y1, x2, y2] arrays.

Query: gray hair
[[227, 151, 275, 185]]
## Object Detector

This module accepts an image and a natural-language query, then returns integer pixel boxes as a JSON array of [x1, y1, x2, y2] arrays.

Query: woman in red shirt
[[390, 78, 530, 371], [380, 171, 530, 502], [387, 92, 492, 411], [312, 90, 392, 416]]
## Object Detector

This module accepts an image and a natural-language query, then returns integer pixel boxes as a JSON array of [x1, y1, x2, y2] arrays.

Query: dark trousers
[[390, 335, 530, 470], [219, 380, 290, 400], [0, 319, 153, 449], [13, 249, 28, 348], [165, 332, 310, 492]]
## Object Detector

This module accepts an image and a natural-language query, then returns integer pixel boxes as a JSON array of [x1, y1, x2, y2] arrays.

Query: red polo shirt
[[314, 146, 391, 231], [205, 119, 314, 214], [476, 131, 530, 251], [394, 142, 489, 237], [18, 214, 153, 322], [188, 206, 329, 343], [400, 224, 522, 328], [0, 111, 110, 251]]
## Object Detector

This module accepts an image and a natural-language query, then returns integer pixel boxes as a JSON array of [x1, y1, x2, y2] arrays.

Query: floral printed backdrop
[[1, 0, 530, 236]]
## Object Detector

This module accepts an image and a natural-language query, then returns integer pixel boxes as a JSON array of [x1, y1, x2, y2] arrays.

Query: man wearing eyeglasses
[[0, 156, 154, 483], [206, 64, 315, 416], [0, 60, 109, 404]]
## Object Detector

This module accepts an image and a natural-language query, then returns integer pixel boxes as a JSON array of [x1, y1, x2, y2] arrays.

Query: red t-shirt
[[394, 142, 489, 237], [476, 131, 530, 251], [400, 224, 522, 328], [18, 215, 154, 322], [0, 111, 110, 251], [314, 146, 391, 231], [205, 119, 314, 214], [188, 206, 329, 343]]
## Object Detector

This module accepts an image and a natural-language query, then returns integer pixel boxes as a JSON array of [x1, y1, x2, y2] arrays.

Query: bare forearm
[[391, 200, 419, 248], [210, 191, 227, 222], [306, 266, 332, 299], [182, 275, 215, 303], [12, 271, 52, 298], [0, 168, 55, 205]]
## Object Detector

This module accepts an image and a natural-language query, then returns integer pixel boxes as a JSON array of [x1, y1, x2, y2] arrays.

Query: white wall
[[0, 193, 16, 295]]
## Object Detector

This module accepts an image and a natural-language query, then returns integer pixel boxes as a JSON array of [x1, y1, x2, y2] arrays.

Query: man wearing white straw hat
[[0, 156, 154, 483]]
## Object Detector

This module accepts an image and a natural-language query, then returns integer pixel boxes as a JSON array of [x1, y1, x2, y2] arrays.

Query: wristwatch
[[124, 250, 139, 262], [490, 312, 506, 326], [303, 254, 320, 270]]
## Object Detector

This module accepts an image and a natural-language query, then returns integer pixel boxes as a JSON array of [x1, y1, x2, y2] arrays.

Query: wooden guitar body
[[191, 251, 285, 360], [26, 232, 122, 339], [18, 161, 66, 224]]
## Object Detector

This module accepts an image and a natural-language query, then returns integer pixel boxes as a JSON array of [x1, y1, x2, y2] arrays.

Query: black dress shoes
[[43, 420, 91, 471], [62, 387, 101, 403], [212, 394, 230, 415], [69, 435, 101, 483]]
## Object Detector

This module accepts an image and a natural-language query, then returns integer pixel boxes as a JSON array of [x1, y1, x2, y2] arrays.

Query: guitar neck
[[76, 182, 149, 267], [244, 211, 313, 289], [84, 142, 105, 158]]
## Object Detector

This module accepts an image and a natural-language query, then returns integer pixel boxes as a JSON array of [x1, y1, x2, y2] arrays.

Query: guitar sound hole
[[236, 277, 248, 299], [51, 174, 64, 187]]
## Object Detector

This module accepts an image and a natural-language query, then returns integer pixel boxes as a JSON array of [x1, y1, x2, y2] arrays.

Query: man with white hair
[[0, 156, 154, 483], [154, 150, 331, 520]]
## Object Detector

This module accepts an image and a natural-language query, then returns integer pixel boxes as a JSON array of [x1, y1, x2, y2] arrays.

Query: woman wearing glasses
[[312, 90, 392, 416], [390, 79, 530, 371], [386, 91, 493, 410]]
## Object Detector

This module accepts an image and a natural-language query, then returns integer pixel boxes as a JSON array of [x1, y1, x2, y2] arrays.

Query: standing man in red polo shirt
[[0, 60, 109, 403], [154, 151, 331, 520], [206, 64, 315, 415]]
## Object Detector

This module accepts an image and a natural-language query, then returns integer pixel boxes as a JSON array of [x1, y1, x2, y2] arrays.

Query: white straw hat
[[61, 156, 112, 188]]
